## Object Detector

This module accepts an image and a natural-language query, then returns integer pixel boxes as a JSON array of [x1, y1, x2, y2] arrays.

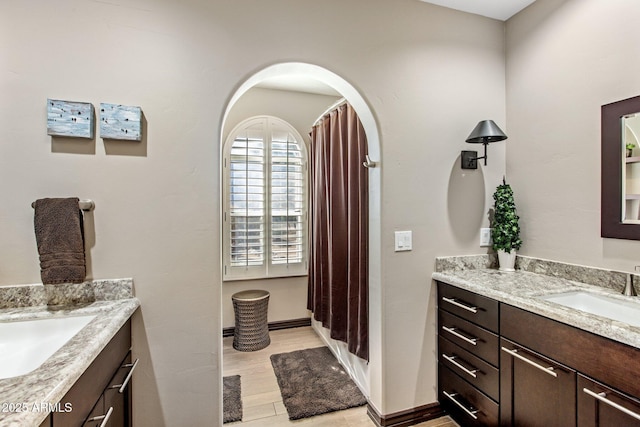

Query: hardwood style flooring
[[223, 326, 458, 427]]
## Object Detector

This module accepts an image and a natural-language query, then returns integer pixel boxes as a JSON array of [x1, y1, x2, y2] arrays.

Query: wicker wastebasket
[[232, 290, 270, 351]]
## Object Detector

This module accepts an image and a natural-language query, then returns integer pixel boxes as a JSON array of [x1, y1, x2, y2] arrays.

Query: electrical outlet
[[480, 228, 492, 247]]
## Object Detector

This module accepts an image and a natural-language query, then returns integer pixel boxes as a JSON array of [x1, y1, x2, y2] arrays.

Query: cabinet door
[[500, 338, 576, 427], [578, 375, 640, 427]]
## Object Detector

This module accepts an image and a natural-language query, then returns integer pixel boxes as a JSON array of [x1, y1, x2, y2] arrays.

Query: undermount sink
[[0, 315, 95, 379], [539, 291, 640, 327]]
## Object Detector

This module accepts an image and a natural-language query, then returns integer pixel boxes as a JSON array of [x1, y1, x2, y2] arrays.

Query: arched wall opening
[[219, 62, 383, 415]]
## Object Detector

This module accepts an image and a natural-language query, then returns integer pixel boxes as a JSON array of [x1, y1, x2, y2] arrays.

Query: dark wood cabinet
[[83, 353, 135, 427], [438, 281, 640, 426], [437, 282, 499, 427], [102, 353, 134, 427], [501, 303, 640, 399], [500, 338, 576, 427], [53, 320, 135, 427]]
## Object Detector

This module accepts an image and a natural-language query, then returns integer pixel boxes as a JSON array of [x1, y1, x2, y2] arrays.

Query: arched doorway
[[219, 62, 383, 416]]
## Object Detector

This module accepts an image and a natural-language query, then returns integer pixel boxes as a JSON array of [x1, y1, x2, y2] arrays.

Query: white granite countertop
[[433, 267, 640, 350], [0, 290, 139, 426]]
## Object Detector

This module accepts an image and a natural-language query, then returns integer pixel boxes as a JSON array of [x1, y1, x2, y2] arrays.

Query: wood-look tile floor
[[223, 326, 458, 427]]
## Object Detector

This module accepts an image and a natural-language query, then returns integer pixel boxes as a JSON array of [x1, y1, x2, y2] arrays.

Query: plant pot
[[627, 148, 633, 158], [498, 249, 516, 272]]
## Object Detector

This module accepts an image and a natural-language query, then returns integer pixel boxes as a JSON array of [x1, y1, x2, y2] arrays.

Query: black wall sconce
[[461, 119, 508, 169]]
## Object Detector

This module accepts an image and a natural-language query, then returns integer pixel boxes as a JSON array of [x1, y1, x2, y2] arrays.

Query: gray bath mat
[[270, 346, 367, 420], [223, 375, 242, 423]]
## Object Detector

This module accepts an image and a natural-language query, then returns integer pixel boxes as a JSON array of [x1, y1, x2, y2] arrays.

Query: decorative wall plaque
[[100, 103, 142, 141], [47, 99, 95, 139]]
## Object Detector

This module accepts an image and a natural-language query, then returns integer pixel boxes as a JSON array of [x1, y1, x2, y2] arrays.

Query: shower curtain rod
[[313, 98, 347, 126]]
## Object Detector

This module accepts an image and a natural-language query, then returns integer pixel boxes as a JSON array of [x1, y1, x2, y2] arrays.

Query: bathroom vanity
[[0, 280, 139, 427], [434, 257, 640, 427]]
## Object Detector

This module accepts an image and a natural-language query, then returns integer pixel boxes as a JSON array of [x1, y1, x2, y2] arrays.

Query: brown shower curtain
[[307, 102, 369, 361]]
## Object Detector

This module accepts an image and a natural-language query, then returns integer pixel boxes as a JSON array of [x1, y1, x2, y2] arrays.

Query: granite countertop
[[0, 280, 140, 427], [433, 259, 640, 350]]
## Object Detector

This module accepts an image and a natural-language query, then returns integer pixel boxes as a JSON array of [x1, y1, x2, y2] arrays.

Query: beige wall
[[222, 87, 340, 328], [506, 0, 640, 271], [0, 0, 505, 423]]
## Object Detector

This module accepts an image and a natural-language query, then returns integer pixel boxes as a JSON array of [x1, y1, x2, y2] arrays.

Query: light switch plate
[[480, 228, 492, 247], [395, 231, 412, 252]]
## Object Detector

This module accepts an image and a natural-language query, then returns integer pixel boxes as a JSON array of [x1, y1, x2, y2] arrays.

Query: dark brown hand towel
[[34, 197, 86, 284]]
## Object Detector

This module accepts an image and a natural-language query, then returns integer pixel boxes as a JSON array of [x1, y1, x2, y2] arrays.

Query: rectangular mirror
[[623, 113, 640, 223], [602, 95, 640, 239]]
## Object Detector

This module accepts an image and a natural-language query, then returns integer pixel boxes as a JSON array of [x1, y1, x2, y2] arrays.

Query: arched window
[[223, 116, 308, 280]]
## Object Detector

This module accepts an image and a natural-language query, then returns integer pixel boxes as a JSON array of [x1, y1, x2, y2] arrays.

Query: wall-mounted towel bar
[[31, 199, 95, 211]]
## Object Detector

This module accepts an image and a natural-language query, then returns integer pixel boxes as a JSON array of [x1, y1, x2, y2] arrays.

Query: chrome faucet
[[623, 267, 640, 296]]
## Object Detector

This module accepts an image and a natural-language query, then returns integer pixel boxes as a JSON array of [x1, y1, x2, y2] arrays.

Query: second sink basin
[[539, 291, 640, 327], [0, 315, 96, 379]]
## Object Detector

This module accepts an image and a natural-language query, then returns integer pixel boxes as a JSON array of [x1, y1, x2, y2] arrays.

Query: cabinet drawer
[[437, 282, 498, 332], [439, 363, 499, 427], [439, 336, 499, 401], [439, 309, 499, 366], [578, 375, 640, 427]]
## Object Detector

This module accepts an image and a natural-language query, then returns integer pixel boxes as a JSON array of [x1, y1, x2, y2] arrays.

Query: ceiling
[[255, 0, 536, 96], [419, 0, 536, 21]]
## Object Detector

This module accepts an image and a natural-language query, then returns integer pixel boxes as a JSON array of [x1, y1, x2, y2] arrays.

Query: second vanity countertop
[[433, 266, 640, 350], [0, 282, 139, 427]]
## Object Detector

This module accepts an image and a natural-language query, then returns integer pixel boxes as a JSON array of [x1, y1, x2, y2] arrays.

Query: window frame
[[222, 115, 309, 281]]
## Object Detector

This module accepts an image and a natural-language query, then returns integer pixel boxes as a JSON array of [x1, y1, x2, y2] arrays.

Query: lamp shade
[[465, 120, 507, 144]]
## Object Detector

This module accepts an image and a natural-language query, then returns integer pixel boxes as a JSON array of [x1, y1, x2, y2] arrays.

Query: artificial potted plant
[[626, 142, 636, 158], [492, 179, 522, 272]]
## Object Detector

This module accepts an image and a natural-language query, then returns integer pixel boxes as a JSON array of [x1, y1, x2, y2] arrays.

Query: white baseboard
[[311, 318, 370, 398]]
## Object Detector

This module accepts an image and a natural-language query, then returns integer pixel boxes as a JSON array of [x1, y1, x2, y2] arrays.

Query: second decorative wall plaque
[[100, 103, 142, 141]]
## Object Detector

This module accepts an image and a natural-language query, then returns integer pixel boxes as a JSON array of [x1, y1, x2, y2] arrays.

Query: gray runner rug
[[223, 375, 242, 423], [270, 346, 367, 420]]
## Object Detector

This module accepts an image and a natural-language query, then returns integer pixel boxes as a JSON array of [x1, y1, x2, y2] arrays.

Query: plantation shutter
[[270, 126, 305, 268], [224, 116, 307, 280], [229, 123, 265, 268]]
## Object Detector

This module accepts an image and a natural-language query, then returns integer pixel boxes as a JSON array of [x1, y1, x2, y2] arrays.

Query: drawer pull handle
[[443, 391, 479, 420], [442, 353, 478, 378], [583, 388, 640, 421], [501, 347, 558, 378], [442, 326, 478, 346], [110, 358, 139, 394], [442, 297, 478, 313], [88, 406, 113, 427]]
